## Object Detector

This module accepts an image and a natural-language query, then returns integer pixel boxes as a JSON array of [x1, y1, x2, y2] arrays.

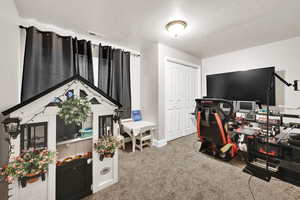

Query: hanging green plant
[[58, 97, 91, 126]]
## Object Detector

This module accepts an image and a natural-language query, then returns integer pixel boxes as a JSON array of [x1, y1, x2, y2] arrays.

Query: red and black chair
[[195, 98, 238, 160]]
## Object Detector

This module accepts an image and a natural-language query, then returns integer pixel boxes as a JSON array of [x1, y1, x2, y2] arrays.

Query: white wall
[[140, 43, 159, 138], [140, 44, 201, 142], [130, 55, 141, 110], [141, 43, 202, 142], [158, 44, 201, 141], [0, 2, 20, 113], [0, 1, 20, 199], [202, 36, 300, 114]]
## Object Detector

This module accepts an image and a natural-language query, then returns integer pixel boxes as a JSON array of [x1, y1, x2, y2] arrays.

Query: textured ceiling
[[15, 0, 300, 58]]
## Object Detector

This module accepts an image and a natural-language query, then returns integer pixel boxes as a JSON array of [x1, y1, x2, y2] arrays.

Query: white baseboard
[[152, 139, 167, 148]]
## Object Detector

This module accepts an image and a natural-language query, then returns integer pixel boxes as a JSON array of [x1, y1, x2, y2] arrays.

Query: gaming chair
[[195, 98, 238, 160]]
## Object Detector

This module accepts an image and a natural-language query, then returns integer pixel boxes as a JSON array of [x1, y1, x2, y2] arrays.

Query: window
[[98, 115, 113, 137], [20, 122, 48, 152], [56, 116, 81, 143]]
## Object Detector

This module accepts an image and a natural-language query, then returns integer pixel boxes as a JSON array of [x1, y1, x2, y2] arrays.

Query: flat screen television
[[206, 67, 275, 105]]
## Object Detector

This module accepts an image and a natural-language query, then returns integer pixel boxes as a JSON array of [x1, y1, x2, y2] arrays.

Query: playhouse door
[[92, 114, 116, 193]]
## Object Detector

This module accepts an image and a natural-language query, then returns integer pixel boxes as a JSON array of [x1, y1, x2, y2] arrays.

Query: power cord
[[193, 138, 256, 200], [248, 175, 256, 200], [244, 168, 256, 200]]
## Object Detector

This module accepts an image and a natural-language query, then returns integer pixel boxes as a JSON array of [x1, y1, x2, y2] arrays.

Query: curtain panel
[[73, 39, 94, 83], [98, 45, 131, 119], [21, 26, 94, 101]]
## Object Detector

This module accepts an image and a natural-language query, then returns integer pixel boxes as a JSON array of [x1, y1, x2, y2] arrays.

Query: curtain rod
[[91, 44, 140, 57], [19, 25, 141, 57]]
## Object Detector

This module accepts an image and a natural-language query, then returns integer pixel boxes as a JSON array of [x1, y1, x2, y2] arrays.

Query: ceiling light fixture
[[165, 20, 187, 38]]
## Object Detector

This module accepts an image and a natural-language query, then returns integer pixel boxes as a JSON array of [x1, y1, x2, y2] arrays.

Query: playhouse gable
[[2, 75, 121, 118]]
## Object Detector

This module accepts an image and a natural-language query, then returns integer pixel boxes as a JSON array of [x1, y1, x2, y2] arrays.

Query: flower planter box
[[99, 152, 115, 161], [104, 152, 114, 158], [19, 172, 46, 188]]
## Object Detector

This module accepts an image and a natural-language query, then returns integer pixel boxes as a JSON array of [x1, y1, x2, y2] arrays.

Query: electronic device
[[236, 101, 256, 113], [220, 101, 237, 114], [236, 112, 246, 119], [207, 67, 275, 105], [245, 112, 256, 121], [256, 114, 281, 126], [251, 158, 279, 173]]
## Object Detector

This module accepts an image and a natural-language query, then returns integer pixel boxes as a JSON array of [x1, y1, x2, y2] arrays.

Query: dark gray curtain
[[98, 44, 131, 118], [74, 39, 94, 83], [21, 26, 94, 101], [98, 45, 112, 94]]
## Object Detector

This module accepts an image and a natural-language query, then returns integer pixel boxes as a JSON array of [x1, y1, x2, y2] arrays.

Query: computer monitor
[[237, 101, 256, 112], [206, 67, 275, 105]]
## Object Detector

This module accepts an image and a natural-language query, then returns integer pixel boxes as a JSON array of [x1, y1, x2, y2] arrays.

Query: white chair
[[117, 131, 133, 150], [123, 135, 133, 150], [121, 121, 156, 152], [116, 135, 125, 150], [135, 128, 154, 152]]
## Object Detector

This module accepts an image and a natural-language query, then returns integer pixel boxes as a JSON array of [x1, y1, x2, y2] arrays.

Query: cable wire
[[243, 167, 256, 200], [248, 175, 256, 200]]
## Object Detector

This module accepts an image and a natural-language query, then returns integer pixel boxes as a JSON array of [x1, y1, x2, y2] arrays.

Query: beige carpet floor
[[84, 134, 300, 200]]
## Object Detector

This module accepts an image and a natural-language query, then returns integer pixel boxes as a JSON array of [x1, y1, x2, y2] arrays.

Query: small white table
[[122, 121, 156, 152]]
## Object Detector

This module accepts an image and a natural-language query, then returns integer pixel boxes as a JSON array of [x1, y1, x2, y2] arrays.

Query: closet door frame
[[164, 57, 201, 142]]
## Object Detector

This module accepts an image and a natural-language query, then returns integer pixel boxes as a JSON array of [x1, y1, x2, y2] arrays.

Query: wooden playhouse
[[2, 75, 122, 200]]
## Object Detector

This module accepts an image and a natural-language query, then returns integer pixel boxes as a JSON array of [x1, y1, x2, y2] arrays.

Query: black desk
[[236, 127, 300, 186]]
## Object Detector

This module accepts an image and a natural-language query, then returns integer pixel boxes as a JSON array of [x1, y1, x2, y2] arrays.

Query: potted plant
[[58, 97, 91, 126], [94, 136, 121, 161], [0, 149, 55, 188]]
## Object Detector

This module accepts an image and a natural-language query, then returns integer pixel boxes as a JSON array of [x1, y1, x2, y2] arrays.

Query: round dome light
[[165, 20, 187, 38]]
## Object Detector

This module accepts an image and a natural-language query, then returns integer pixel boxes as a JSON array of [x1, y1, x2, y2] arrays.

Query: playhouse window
[[56, 116, 81, 143], [99, 115, 113, 137], [20, 122, 48, 151]]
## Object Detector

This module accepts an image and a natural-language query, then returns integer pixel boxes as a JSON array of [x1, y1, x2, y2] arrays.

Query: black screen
[[240, 102, 253, 110], [207, 67, 275, 105]]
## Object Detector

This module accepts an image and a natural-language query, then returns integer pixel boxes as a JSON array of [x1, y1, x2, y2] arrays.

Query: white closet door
[[165, 61, 198, 141]]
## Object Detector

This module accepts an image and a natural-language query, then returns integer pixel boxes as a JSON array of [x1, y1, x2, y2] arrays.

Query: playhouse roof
[[2, 75, 122, 115]]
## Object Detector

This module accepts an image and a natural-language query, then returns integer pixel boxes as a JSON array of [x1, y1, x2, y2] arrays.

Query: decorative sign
[[100, 167, 111, 175], [132, 110, 142, 121], [90, 97, 100, 104], [80, 90, 88, 98], [65, 90, 74, 99]]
